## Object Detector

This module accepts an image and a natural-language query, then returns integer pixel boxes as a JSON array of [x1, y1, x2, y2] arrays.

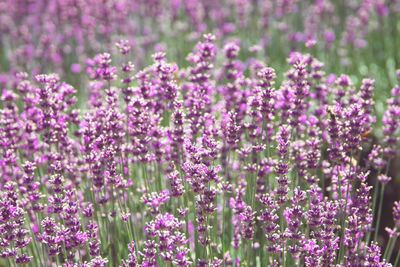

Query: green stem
[[366, 179, 379, 245], [395, 248, 400, 267], [383, 236, 393, 260], [373, 185, 385, 242], [383, 233, 397, 262], [337, 180, 351, 264]]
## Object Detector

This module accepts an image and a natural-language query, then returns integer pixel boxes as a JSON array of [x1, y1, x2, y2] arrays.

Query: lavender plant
[[0, 34, 399, 266]]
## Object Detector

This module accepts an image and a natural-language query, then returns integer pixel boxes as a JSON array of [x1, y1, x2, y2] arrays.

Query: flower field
[[0, 1, 400, 266]]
